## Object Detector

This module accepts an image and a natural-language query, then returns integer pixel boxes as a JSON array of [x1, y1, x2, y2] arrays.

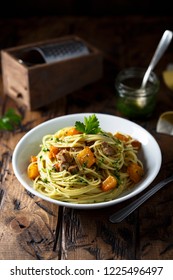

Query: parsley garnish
[[0, 108, 22, 131], [75, 114, 101, 134]]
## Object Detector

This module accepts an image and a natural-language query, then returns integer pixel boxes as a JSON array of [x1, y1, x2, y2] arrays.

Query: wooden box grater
[[1, 36, 103, 110]]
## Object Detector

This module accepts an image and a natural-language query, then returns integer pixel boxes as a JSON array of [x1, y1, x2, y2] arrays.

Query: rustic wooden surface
[[0, 15, 173, 260]]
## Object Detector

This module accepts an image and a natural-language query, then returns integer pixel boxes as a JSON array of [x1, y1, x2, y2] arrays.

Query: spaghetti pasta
[[27, 119, 144, 204]]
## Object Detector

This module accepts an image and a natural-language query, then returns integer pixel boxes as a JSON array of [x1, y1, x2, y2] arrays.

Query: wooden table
[[0, 15, 173, 260]]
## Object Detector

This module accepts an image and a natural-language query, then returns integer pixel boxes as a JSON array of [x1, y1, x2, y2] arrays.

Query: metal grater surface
[[36, 40, 90, 63]]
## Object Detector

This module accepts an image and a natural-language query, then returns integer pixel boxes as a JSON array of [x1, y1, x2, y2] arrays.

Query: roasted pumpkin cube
[[101, 175, 118, 191], [77, 146, 96, 168], [27, 163, 39, 180], [66, 127, 81, 136], [127, 162, 144, 183], [48, 145, 59, 159]]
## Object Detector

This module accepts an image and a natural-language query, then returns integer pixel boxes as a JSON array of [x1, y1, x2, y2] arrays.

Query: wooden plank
[[137, 139, 173, 260], [0, 95, 67, 259], [59, 207, 137, 260], [0, 126, 57, 260]]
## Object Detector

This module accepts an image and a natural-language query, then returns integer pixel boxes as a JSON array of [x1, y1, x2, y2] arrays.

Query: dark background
[[1, 0, 172, 18], [0, 0, 172, 77]]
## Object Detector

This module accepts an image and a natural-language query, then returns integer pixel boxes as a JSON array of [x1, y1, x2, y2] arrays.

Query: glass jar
[[115, 67, 160, 119]]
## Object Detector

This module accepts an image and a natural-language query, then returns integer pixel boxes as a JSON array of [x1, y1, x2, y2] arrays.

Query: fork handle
[[109, 175, 173, 223]]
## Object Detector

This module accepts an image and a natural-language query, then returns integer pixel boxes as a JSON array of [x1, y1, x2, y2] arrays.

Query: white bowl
[[12, 113, 162, 209]]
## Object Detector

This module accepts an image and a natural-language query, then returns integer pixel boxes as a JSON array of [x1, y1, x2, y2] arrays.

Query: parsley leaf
[[0, 108, 22, 131], [75, 114, 101, 134]]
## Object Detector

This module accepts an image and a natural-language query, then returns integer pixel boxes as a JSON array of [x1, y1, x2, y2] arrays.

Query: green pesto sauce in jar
[[116, 93, 156, 119], [115, 68, 160, 119]]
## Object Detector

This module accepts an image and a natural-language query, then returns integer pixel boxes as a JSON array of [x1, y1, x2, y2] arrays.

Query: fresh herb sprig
[[0, 108, 22, 131], [75, 114, 101, 134]]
